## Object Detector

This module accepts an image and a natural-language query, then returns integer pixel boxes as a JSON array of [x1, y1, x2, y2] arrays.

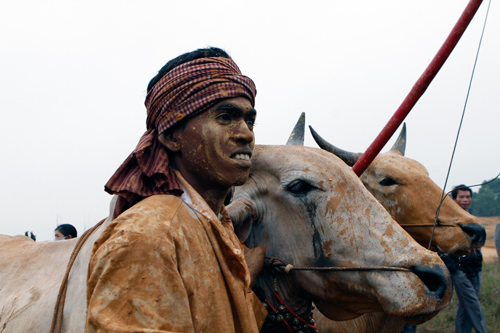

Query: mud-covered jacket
[[86, 172, 266, 332]]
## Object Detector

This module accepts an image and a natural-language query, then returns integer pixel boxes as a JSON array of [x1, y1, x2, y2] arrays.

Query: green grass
[[418, 261, 500, 332]]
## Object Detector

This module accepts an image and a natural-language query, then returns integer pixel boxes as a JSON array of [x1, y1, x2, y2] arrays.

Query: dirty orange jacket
[[86, 173, 266, 332]]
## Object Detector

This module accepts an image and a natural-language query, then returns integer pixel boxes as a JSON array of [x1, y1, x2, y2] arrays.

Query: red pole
[[352, 0, 483, 176]]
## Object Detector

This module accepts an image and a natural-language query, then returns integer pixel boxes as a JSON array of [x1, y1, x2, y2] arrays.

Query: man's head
[[147, 48, 256, 193], [105, 47, 257, 212], [451, 185, 472, 211]]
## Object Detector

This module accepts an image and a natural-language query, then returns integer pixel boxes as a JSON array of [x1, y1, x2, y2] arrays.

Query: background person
[[54, 224, 77, 240], [440, 185, 487, 333], [403, 184, 487, 333], [24, 231, 36, 241]]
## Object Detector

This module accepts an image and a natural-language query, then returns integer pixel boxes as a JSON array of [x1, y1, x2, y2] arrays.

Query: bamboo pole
[[352, 0, 484, 176]]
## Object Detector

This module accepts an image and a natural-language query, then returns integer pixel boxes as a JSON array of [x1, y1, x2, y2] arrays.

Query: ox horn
[[286, 112, 305, 146], [309, 126, 361, 167], [390, 123, 406, 156]]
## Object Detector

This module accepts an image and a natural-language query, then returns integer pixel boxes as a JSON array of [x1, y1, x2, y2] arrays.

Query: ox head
[[227, 145, 452, 324], [309, 124, 486, 254]]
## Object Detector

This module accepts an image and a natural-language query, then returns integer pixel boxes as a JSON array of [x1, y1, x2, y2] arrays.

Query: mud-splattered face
[[170, 97, 256, 194]]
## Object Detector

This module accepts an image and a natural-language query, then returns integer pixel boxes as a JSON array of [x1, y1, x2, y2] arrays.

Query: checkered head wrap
[[105, 56, 256, 215]]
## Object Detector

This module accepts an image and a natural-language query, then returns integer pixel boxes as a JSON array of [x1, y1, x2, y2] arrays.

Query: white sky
[[1, 0, 498, 241]]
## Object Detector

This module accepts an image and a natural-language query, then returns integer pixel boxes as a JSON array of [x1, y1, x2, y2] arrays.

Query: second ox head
[[228, 145, 452, 324], [309, 124, 486, 254]]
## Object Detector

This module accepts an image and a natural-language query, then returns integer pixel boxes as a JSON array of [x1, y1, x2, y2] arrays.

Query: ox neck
[[255, 266, 317, 333]]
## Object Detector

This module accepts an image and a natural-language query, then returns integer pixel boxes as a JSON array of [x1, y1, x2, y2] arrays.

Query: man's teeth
[[233, 154, 250, 161]]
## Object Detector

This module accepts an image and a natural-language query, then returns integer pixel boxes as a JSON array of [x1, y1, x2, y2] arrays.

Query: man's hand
[[438, 251, 459, 273], [243, 245, 266, 288]]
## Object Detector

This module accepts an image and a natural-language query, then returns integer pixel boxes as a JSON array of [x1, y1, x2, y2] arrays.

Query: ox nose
[[410, 265, 448, 300], [461, 223, 486, 248]]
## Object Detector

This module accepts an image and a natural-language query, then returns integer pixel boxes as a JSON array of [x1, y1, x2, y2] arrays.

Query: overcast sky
[[1, 0, 498, 241]]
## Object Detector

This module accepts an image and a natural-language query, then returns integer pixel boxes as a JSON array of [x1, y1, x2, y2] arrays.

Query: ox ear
[[226, 198, 257, 242], [390, 123, 406, 156], [309, 125, 361, 166], [286, 112, 305, 146]]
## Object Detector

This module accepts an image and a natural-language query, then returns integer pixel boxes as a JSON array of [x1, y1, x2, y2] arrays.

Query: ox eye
[[286, 179, 316, 195], [379, 177, 398, 186]]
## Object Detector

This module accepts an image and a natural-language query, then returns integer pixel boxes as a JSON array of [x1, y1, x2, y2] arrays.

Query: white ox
[[305, 125, 486, 332], [228, 146, 452, 327], [0, 145, 451, 332]]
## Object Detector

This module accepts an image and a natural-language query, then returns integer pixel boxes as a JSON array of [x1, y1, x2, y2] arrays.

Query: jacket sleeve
[[86, 228, 194, 333]]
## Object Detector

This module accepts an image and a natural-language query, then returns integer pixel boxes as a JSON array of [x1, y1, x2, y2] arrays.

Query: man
[[441, 185, 487, 333], [85, 47, 267, 332]]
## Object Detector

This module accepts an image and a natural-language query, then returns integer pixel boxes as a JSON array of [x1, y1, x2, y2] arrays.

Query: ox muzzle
[[461, 222, 486, 248]]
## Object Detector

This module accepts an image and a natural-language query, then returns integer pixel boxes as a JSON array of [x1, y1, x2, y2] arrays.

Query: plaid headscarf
[[105, 56, 256, 216]]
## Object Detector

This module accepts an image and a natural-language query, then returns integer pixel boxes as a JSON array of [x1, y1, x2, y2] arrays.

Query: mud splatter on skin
[[319, 222, 325, 236], [167, 97, 255, 212], [323, 240, 333, 259]]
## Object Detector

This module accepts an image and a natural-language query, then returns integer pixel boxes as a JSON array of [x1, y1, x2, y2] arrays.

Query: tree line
[[468, 178, 500, 217]]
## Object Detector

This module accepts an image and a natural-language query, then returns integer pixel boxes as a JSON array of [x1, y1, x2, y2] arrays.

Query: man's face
[[454, 190, 472, 210], [170, 97, 256, 193]]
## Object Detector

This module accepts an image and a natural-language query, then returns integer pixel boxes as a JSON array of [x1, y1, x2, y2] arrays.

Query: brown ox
[[305, 124, 486, 332], [310, 124, 485, 254], [0, 145, 451, 332]]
